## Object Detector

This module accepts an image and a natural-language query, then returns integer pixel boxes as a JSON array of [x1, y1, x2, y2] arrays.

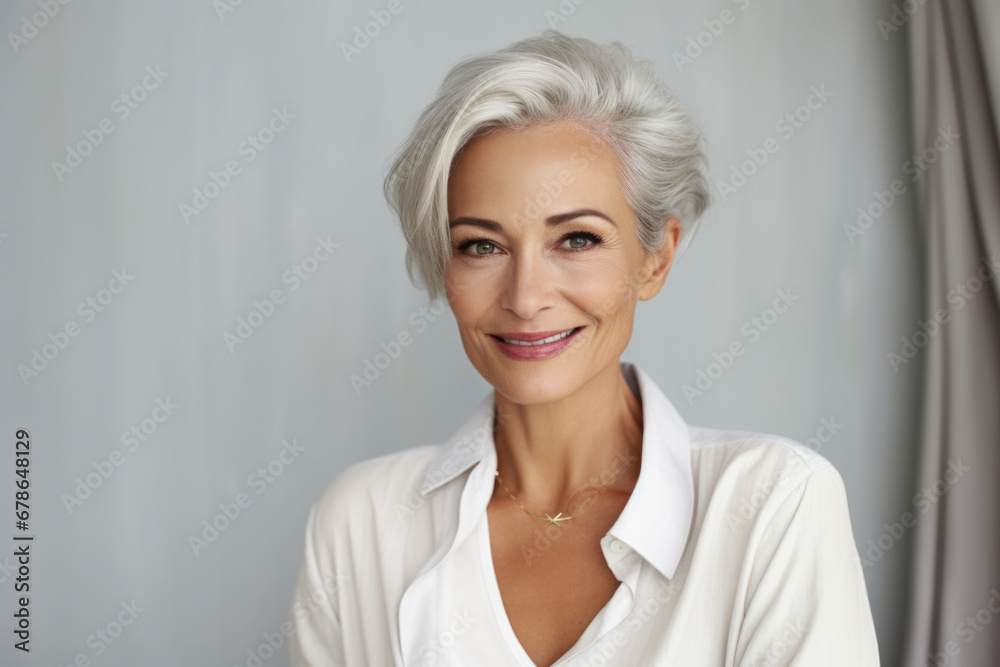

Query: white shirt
[[288, 361, 880, 666]]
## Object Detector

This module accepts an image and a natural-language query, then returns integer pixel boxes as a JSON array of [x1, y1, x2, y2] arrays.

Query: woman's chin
[[476, 360, 589, 407]]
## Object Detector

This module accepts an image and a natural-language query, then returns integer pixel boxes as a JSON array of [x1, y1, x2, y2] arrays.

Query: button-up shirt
[[288, 361, 880, 665]]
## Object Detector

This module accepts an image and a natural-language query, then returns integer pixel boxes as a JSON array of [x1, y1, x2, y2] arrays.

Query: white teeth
[[501, 328, 577, 346]]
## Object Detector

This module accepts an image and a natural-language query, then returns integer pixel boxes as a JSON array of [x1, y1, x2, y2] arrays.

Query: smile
[[499, 328, 579, 345], [489, 327, 584, 360]]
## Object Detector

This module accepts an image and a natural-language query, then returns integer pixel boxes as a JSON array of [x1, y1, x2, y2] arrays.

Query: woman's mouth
[[489, 327, 584, 360]]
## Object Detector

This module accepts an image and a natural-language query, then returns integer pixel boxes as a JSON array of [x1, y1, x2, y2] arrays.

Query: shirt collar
[[418, 361, 695, 581]]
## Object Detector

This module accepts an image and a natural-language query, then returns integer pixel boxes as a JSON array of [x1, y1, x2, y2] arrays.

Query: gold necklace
[[494, 453, 637, 526], [494, 470, 575, 525]]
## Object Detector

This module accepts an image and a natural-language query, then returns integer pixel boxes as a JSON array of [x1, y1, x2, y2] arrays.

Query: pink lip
[[490, 327, 584, 360], [492, 329, 577, 342]]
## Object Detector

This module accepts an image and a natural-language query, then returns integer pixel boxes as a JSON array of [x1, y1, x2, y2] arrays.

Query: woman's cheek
[[562, 259, 632, 317], [445, 261, 493, 302]]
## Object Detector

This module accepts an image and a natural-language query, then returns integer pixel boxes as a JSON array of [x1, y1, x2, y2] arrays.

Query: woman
[[289, 30, 880, 666]]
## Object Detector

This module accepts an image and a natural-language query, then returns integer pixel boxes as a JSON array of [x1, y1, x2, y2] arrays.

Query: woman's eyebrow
[[449, 208, 617, 230]]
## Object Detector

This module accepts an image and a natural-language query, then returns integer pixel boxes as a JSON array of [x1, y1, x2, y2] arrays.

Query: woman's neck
[[492, 361, 644, 511]]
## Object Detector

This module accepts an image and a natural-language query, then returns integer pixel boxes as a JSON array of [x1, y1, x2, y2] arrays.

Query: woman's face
[[444, 120, 679, 405]]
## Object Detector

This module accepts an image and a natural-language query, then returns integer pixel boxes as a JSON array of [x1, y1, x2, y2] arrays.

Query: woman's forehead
[[447, 122, 629, 221]]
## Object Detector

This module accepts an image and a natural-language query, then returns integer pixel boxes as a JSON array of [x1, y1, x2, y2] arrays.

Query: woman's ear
[[638, 217, 682, 301]]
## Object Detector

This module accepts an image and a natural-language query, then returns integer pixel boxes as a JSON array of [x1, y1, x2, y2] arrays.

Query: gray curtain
[[905, 0, 1000, 664]]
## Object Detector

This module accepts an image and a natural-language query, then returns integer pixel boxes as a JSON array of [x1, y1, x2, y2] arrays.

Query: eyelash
[[455, 231, 605, 258]]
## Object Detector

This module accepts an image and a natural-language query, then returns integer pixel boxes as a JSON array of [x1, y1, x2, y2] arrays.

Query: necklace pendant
[[542, 512, 572, 525]]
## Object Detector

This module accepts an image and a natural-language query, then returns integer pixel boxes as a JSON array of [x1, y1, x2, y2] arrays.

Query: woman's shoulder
[[680, 426, 878, 663], [684, 423, 847, 513], [688, 423, 834, 473], [309, 443, 439, 526]]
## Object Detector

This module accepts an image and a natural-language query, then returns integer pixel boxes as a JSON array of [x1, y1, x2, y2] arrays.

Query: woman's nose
[[500, 252, 556, 320]]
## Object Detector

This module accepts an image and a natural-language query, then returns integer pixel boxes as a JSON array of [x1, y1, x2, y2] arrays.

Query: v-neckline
[[477, 513, 540, 665], [476, 508, 631, 667]]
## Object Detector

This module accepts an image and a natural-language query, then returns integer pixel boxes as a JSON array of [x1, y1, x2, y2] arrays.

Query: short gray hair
[[383, 30, 710, 303]]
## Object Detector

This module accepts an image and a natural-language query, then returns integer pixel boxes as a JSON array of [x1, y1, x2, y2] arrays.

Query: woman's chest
[[486, 504, 627, 666]]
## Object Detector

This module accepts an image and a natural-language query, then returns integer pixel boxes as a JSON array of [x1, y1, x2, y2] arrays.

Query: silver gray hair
[[383, 30, 710, 303]]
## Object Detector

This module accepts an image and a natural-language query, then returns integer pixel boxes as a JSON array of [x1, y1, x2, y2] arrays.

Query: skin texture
[[444, 120, 682, 665]]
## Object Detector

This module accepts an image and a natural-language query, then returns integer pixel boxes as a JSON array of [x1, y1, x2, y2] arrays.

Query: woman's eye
[[456, 238, 497, 256], [562, 232, 602, 249], [457, 232, 601, 257]]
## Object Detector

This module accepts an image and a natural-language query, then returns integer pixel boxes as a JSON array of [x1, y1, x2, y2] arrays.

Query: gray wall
[[0, 1, 922, 665]]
